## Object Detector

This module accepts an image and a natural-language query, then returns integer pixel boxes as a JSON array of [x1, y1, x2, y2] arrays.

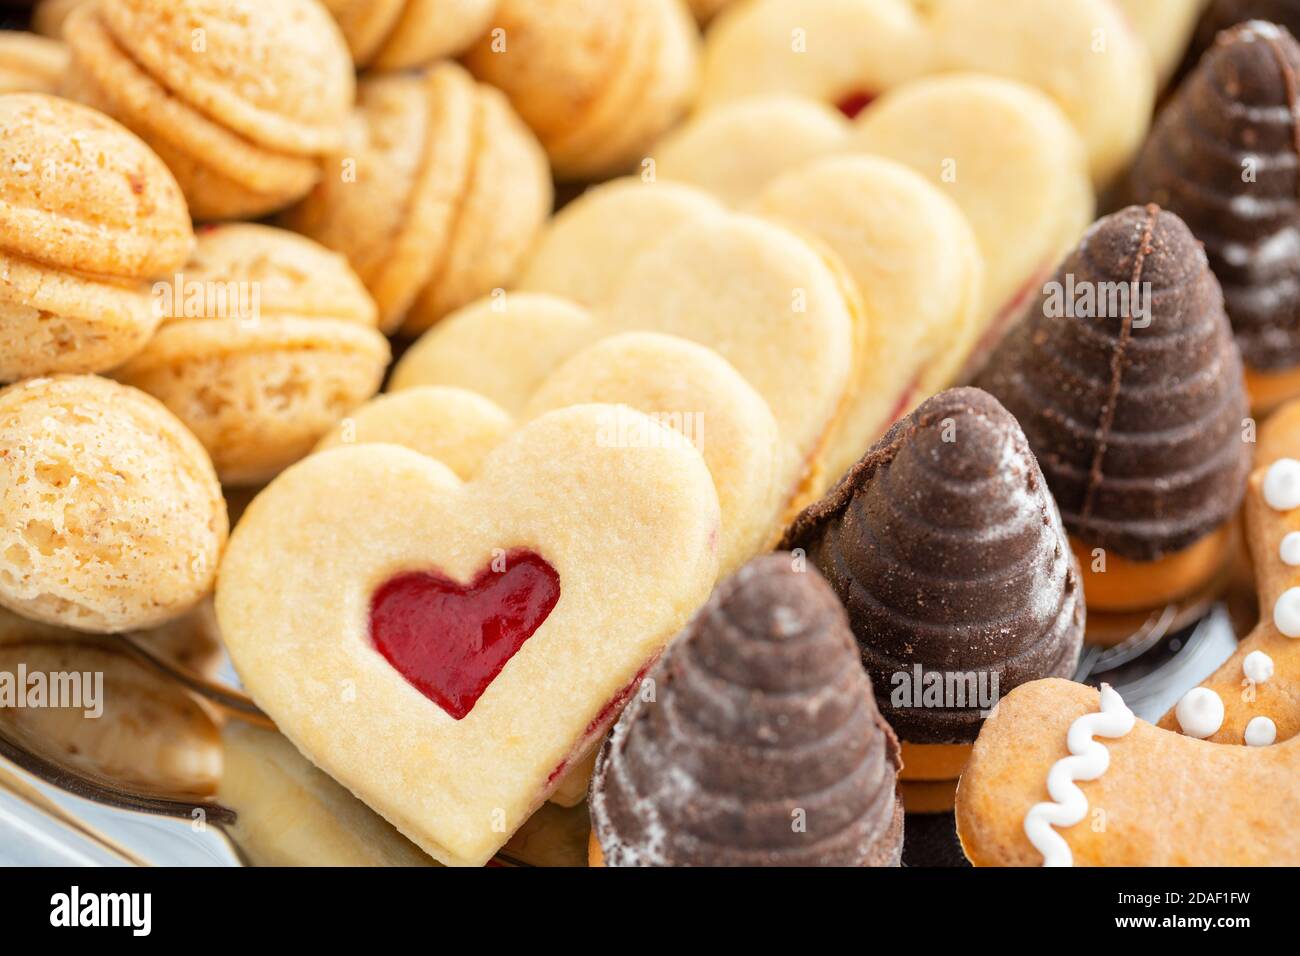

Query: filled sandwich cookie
[[0, 92, 193, 381], [61, 0, 355, 220], [283, 63, 551, 336]]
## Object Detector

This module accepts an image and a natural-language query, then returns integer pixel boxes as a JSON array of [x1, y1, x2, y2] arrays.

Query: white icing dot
[[1264, 459, 1300, 511], [1244, 716, 1277, 747], [1243, 650, 1275, 684], [1274, 587, 1300, 638], [1176, 687, 1225, 738], [1281, 532, 1300, 566]]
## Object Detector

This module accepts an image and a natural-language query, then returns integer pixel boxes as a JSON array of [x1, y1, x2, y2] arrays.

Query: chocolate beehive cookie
[[1130, 22, 1300, 408], [588, 554, 903, 867], [975, 205, 1250, 612], [781, 388, 1084, 748]]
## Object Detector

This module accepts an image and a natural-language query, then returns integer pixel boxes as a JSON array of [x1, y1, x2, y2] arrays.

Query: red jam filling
[[835, 89, 876, 119], [369, 550, 560, 720]]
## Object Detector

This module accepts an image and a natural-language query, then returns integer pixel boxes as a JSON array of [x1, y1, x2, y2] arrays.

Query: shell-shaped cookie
[[0, 32, 68, 94], [284, 63, 550, 336], [1130, 22, 1300, 372], [96, 0, 354, 155], [114, 224, 389, 486], [323, 0, 497, 70], [589, 553, 903, 867], [781, 387, 1084, 744], [974, 206, 1250, 561], [0, 93, 192, 279], [463, 0, 698, 180], [0, 375, 227, 634]]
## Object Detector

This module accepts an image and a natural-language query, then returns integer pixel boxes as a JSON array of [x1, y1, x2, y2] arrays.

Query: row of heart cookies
[[693, 0, 1201, 186]]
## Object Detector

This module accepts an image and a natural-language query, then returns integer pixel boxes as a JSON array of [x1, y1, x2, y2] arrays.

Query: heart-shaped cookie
[[340, 332, 780, 574], [216, 404, 721, 865], [393, 209, 858, 510]]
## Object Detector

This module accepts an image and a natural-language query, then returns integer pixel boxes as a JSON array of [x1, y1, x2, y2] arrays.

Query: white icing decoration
[[1243, 650, 1275, 684], [1281, 532, 1300, 566], [1023, 683, 1135, 868], [1245, 716, 1277, 747], [1264, 458, 1300, 511], [1176, 687, 1225, 738], [1273, 587, 1300, 638]]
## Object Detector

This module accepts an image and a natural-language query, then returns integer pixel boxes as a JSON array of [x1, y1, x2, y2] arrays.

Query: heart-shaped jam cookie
[[369, 551, 561, 720], [216, 404, 721, 865]]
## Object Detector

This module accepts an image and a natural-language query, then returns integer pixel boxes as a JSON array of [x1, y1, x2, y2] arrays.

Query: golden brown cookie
[[283, 63, 550, 336], [62, 0, 354, 220], [956, 679, 1300, 866], [323, 0, 497, 70], [0, 32, 68, 94], [463, 0, 699, 180], [33, 0, 88, 38], [114, 224, 390, 487], [0, 375, 227, 634], [1154, 459, 1300, 746], [0, 92, 192, 381]]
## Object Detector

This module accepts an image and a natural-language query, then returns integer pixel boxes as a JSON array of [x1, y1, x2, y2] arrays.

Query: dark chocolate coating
[[974, 205, 1250, 561], [1188, 2, 1300, 68], [589, 554, 904, 867], [1132, 22, 1300, 370], [780, 387, 1084, 744]]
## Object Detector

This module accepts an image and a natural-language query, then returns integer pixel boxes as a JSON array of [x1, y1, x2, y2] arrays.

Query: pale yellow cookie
[[926, 0, 1155, 186], [464, 0, 699, 180], [698, 0, 934, 112], [0, 93, 191, 380], [390, 294, 601, 414], [114, 224, 390, 487], [524, 332, 783, 572], [652, 95, 852, 205], [342, 333, 784, 575], [604, 212, 859, 508], [0, 32, 68, 94], [216, 406, 721, 866], [62, 0, 354, 219], [285, 64, 550, 336], [751, 154, 984, 481], [317, 387, 515, 481], [0, 375, 227, 634], [516, 177, 726, 307], [1111, 0, 1204, 85], [851, 74, 1094, 360]]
